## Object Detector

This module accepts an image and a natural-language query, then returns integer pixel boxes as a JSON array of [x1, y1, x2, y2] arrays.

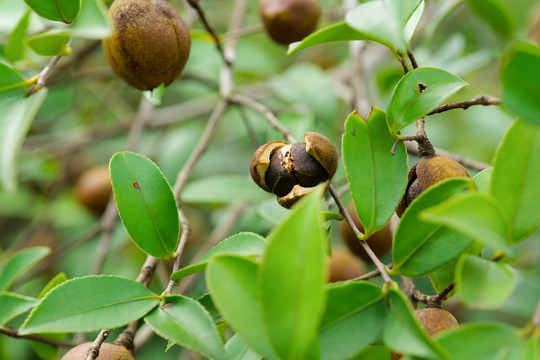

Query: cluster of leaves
[[1, 0, 540, 359]]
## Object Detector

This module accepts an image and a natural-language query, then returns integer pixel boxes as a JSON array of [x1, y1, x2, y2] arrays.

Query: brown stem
[[407, 49, 419, 69], [165, 207, 191, 293], [351, 262, 393, 281], [329, 185, 393, 284], [85, 329, 110, 360], [427, 95, 501, 115], [186, 0, 231, 66], [0, 326, 79, 347], [398, 52, 410, 73]]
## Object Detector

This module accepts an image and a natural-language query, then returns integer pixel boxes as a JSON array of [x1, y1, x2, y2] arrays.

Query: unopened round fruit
[[102, 0, 191, 90], [327, 247, 367, 282], [341, 203, 392, 262], [259, 0, 320, 45], [396, 154, 470, 217], [61, 342, 134, 360], [74, 165, 112, 214], [414, 308, 459, 336]]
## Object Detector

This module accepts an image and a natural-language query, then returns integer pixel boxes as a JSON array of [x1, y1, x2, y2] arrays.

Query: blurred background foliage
[[0, 0, 540, 358]]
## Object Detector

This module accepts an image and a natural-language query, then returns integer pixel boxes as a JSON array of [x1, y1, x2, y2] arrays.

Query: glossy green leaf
[[383, 288, 449, 359], [342, 108, 408, 237], [287, 22, 369, 55], [473, 167, 492, 194], [391, 178, 474, 277], [350, 345, 392, 359], [24, 0, 81, 23], [0, 89, 49, 191], [24, 30, 71, 56], [144, 295, 226, 360], [5, 10, 31, 62], [182, 175, 270, 204], [466, 0, 515, 38], [110, 151, 179, 259], [206, 255, 280, 360], [456, 255, 517, 310], [319, 282, 386, 360], [225, 335, 262, 360], [436, 323, 520, 360], [0, 63, 26, 93], [38, 273, 67, 299], [428, 260, 457, 295], [421, 193, 511, 253], [70, 0, 111, 39], [170, 232, 266, 281], [490, 119, 540, 242], [0, 247, 51, 291], [197, 293, 220, 321], [19, 275, 160, 334], [345, 0, 424, 52], [501, 42, 540, 125], [260, 187, 326, 360], [387, 67, 468, 138], [30, 335, 62, 360], [0, 292, 38, 325]]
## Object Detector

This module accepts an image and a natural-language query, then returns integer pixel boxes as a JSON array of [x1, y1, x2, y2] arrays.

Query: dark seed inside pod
[[290, 142, 328, 187], [406, 178, 424, 206], [265, 149, 298, 197]]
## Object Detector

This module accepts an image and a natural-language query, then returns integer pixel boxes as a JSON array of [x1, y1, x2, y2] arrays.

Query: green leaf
[[501, 42, 540, 125], [5, 10, 31, 62], [319, 282, 386, 360], [287, 22, 369, 55], [0, 246, 51, 291], [387, 67, 468, 138], [260, 187, 326, 360], [70, 0, 111, 39], [225, 335, 262, 360], [110, 152, 179, 259], [466, 0, 515, 38], [170, 232, 266, 281], [342, 108, 408, 236], [19, 275, 160, 334], [38, 273, 67, 299], [383, 288, 449, 359], [428, 260, 457, 295], [350, 345, 392, 359], [0, 89, 49, 191], [0, 292, 38, 325], [391, 178, 474, 277], [30, 335, 62, 360], [0, 62, 26, 93], [345, 0, 424, 53], [421, 193, 511, 253], [436, 323, 520, 359], [206, 255, 280, 360], [490, 119, 540, 242], [24, 0, 81, 23], [473, 167, 492, 194], [144, 295, 226, 360], [456, 255, 517, 310], [24, 30, 71, 56], [182, 176, 270, 204]]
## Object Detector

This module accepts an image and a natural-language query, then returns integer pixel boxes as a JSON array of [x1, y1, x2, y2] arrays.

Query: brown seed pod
[[327, 247, 367, 283], [249, 133, 338, 208], [396, 154, 470, 217], [259, 0, 320, 45], [102, 0, 191, 90], [61, 342, 134, 360], [74, 165, 112, 215], [341, 202, 393, 262]]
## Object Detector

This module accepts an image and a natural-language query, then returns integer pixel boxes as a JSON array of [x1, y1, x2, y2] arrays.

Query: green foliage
[[0, 292, 38, 325], [24, 30, 71, 57], [466, 0, 515, 38], [342, 108, 408, 236], [110, 151, 180, 259], [24, 0, 81, 24], [0, 247, 50, 291], [20, 275, 160, 334]]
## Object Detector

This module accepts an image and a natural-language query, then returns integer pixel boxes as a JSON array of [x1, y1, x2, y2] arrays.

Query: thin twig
[[398, 51, 410, 73], [27, 37, 74, 96], [0, 326, 79, 347], [165, 207, 191, 293], [235, 103, 260, 148], [350, 262, 393, 281], [186, 0, 231, 66], [427, 95, 501, 115], [329, 185, 393, 284], [533, 298, 540, 328], [407, 49, 419, 69], [86, 329, 110, 360], [231, 94, 296, 143]]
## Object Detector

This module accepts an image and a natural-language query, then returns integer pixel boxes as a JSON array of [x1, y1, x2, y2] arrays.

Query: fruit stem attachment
[[329, 185, 393, 284], [85, 329, 110, 360]]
